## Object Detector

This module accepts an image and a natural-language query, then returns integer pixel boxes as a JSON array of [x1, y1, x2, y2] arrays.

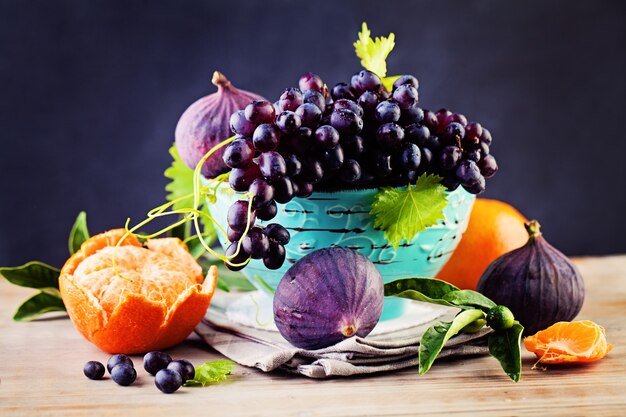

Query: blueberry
[[111, 364, 137, 386], [83, 361, 105, 380], [107, 354, 133, 374], [155, 368, 183, 394], [143, 351, 172, 376], [167, 360, 195, 383]]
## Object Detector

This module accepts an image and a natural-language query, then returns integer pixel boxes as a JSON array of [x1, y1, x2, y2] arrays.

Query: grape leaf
[[184, 360, 236, 387], [370, 174, 448, 249], [164, 145, 196, 211], [354, 22, 395, 78]]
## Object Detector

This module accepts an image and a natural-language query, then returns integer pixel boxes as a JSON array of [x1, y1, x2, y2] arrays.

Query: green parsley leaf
[[354, 22, 395, 78], [370, 174, 448, 249], [184, 360, 237, 387]]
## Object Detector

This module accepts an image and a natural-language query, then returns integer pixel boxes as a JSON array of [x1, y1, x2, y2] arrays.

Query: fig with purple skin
[[175, 71, 265, 178], [273, 247, 384, 350]]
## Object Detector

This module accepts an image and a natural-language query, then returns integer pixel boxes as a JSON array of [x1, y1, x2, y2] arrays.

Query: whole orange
[[59, 229, 217, 354], [437, 199, 528, 290]]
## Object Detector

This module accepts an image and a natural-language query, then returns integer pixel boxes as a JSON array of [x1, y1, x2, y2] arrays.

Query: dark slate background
[[1, 0, 625, 267]]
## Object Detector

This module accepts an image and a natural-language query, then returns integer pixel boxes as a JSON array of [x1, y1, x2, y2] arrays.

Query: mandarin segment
[[524, 320, 613, 364], [59, 230, 217, 354]]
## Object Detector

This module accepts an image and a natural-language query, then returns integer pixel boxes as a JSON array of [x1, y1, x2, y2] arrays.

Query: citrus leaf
[[370, 174, 448, 249], [0, 261, 60, 289], [384, 277, 460, 307], [488, 321, 524, 382], [13, 291, 66, 321], [184, 360, 236, 387], [68, 211, 90, 255], [419, 309, 486, 374], [443, 290, 497, 312], [354, 22, 395, 78]]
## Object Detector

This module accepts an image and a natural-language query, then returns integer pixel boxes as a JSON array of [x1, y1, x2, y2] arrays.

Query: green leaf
[[354, 22, 395, 78], [370, 174, 448, 249], [382, 75, 401, 92], [443, 290, 497, 312], [419, 309, 486, 374], [0, 261, 60, 289], [488, 321, 524, 382], [199, 256, 256, 293], [164, 145, 196, 211], [13, 291, 66, 321], [68, 211, 90, 255], [184, 360, 236, 387], [384, 277, 460, 307]]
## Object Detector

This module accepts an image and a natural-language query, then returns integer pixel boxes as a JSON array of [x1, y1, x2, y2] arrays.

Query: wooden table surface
[[1, 255, 625, 416]]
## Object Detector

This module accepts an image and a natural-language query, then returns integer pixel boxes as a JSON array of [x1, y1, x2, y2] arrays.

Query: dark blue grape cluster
[[222, 70, 498, 271]]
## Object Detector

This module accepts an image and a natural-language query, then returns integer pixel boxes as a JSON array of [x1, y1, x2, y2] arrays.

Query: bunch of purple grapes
[[221, 70, 498, 270]]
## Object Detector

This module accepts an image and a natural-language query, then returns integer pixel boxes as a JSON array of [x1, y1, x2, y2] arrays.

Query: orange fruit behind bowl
[[436, 198, 528, 290], [59, 229, 217, 354]]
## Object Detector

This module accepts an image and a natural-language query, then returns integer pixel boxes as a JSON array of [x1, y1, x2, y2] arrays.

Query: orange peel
[[59, 229, 216, 354]]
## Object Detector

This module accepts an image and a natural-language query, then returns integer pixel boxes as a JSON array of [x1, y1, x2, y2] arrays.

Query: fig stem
[[524, 220, 542, 239], [211, 71, 232, 89]]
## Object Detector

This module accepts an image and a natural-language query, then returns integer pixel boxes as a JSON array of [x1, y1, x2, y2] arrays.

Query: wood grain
[[1, 256, 625, 416]]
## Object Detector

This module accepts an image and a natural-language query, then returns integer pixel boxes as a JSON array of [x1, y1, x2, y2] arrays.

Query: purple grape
[[456, 159, 482, 186], [393, 75, 419, 90], [253, 124, 280, 152], [400, 105, 424, 126], [223, 138, 255, 168], [276, 111, 301, 134], [339, 159, 362, 183], [242, 226, 270, 259], [480, 128, 492, 145], [480, 142, 490, 156], [263, 241, 286, 270], [111, 365, 136, 386], [330, 109, 363, 135], [295, 103, 322, 128], [155, 368, 182, 394], [258, 151, 287, 181], [375, 101, 401, 123], [256, 200, 278, 221], [398, 143, 421, 171], [273, 176, 295, 204], [264, 223, 290, 245], [439, 146, 463, 171], [227, 200, 256, 232], [392, 85, 418, 110], [358, 91, 379, 117], [107, 354, 133, 374], [421, 147, 433, 167], [227, 226, 243, 242], [376, 123, 405, 151], [294, 181, 314, 197], [478, 155, 498, 178], [371, 151, 392, 178], [436, 108, 452, 127], [299, 72, 325, 93], [283, 153, 302, 176], [245, 100, 276, 124], [465, 147, 482, 162], [314, 125, 340, 149], [230, 110, 256, 136], [229, 163, 262, 192], [423, 109, 439, 132], [445, 113, 468, 127], [279, 88, 303, 112], [143, 351, 172, 376], [441, 176, 461, 191], [464, 175, 486, 194], [166, 360, 195, 383], [299, 158, 324, 183], [281, 127, 311, 154], [83, 361, 105, 380], [303, 90, 326, 112], [273, 100, 282, 114], [445, 122, 465, 144], [249, 178, 275, 209], [353, 70, 382, 94], [321, 144, 344, 171], [405, 124, 430, 147], [331, 82, 355, 100], [464, 122, 483, 144], [340, 135, 365, 158], [225, 240, 250, 271], [333, 99, 364, 117]]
